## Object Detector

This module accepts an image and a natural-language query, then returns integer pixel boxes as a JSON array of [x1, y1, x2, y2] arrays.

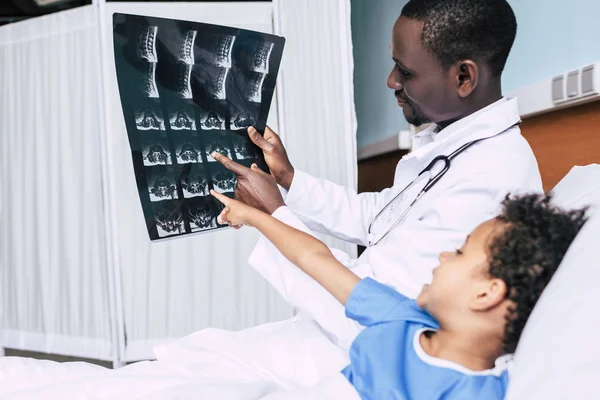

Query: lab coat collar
[[407, 97, 520, 160]]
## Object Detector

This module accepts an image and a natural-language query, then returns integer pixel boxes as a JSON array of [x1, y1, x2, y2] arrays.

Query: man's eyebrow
[[392, 57, 412, 71]]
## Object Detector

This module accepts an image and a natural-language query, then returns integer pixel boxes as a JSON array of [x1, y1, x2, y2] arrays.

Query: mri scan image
[[154, 201, 185, 237], [192, 63, 229, 100], [181, 164, 209, 198], [250, 41, 274, 73], [146, 168, 179, 202], [175, 135, 202, 164], [232, 135, 257, 160], [114, 13, 284, 240], [235, 38, 274, 73], [137, 25, 158, 63], [135, 104, 165, 131], [204, 137, 232, 162], [177, 30, 197, 65], [141, 136, 172, 166], [231, 69, 266, 103], [187, 197, 217, 231], [211, 166, 237, 194], [230, 110, 256, 131], [195, 33, 235, 68], [168, 105, 196, 131], [140, 61, 159, 98], [173, 63, 193, 99], [199, 108, 226, 130]]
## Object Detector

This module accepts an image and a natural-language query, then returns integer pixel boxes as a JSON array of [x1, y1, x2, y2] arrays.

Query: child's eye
[[455, 249, 463, 255]]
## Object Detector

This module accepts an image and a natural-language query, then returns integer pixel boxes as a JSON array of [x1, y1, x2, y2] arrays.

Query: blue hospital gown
[[341, 278, 510, 400]]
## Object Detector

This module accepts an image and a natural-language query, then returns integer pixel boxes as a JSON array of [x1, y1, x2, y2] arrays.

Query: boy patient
[[211, 183, 586, 399]]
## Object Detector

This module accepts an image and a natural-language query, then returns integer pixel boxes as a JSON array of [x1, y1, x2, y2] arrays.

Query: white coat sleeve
[[248, 206, 364, 348], [282, 169, 396, 247]]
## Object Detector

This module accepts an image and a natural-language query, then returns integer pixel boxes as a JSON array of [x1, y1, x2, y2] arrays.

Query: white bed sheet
[[0, 340, 358, 399]]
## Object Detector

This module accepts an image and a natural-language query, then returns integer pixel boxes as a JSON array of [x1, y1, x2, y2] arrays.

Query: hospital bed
[[0, 164, 599, 399]]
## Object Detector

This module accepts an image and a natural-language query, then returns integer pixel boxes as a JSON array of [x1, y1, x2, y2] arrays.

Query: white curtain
[[100, 2, 291, 362], [274, 0, 358, 254], [0, 6, 114, 361]]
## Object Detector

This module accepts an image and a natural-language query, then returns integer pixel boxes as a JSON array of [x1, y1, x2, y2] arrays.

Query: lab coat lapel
[[393, 98, 520, 187], [409, 98, 520, 161]]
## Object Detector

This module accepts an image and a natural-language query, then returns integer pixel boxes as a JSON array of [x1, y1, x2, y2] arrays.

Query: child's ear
[[469, 278, 508, 311]]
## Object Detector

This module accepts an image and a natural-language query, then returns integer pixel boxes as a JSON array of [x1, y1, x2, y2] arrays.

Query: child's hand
[[211, 190, 255, 229]]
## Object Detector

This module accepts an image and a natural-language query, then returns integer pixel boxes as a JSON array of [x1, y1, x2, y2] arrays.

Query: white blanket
[[0, 354, 359, 399]]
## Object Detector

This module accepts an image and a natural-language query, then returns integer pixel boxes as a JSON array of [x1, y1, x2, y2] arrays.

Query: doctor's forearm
[[249, 210, 360, 304]]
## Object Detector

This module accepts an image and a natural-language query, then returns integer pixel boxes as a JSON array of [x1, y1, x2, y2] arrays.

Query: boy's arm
[[245, 207, 360, 305], [209, 176, 360, 305]]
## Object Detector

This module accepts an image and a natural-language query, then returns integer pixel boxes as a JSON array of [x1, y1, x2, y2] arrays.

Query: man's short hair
[[401, 0, 517, 77]]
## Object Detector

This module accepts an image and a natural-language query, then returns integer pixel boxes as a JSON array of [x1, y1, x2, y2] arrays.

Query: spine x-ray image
[[192, 63, 229, 100], [230, 68, 266, 103], [231, 135, 257, 160], [172, 132, 202, 164], [181, 164, 210, 198], [211, 166, 237, 194], [195, 33, 236, 68], [173, 63, 193, 99], [186, 197, 218, 231], [230, 110, 256, 131], [153, 200, 185, 237], [114, 13, 284, 240], [146, 167, 179, 202], [234, 37, 274, 73], [177, 30, 197, 65], [135, 102, 166, 131], [199, 107, 226, 130], [141, 134, 172, 166], [169, 109, 196, 131], [204, 133, 233, 162]]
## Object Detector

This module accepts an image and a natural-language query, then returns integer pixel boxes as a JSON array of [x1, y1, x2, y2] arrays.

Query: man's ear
[[454, 60, 479, 98], [470, 278, 507, 311]]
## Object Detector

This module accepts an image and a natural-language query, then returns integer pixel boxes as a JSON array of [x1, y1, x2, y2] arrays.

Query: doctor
[[183, 0, 543, 390]]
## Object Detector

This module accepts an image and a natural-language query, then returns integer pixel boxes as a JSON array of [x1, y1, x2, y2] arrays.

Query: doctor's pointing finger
[[211, 151, 286, 215]]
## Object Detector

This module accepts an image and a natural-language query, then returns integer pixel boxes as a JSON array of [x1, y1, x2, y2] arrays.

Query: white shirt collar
[[409, 97, 520, 159], [413, 328, 511, 377]]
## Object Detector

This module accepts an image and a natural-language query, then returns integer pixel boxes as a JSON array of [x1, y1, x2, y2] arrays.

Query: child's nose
[[438, 251, 451, 263]]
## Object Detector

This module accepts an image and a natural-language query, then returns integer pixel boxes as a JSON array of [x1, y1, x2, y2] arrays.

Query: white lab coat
[[156, 98, 543, 393]]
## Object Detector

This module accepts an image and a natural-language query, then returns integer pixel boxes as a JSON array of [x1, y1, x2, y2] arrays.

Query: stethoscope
[[366, 132, 504, 247]]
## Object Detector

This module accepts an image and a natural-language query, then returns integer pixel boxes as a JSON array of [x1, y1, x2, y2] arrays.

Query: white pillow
[[550, 164, 600, 215], [506, 164, 600, 400]]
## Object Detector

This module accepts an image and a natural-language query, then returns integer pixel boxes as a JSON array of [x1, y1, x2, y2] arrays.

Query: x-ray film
[[113, 13, 285, 240]]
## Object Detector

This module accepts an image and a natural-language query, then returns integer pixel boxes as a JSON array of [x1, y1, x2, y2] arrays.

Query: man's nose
[[387, 69, 402, 90]]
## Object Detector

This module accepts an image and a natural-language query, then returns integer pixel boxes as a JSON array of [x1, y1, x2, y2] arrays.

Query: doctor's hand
[[247, 126, 295, 190], [211, 152, 286, 215]]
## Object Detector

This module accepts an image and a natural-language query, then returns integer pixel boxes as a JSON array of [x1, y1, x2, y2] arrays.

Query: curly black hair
[[487, 194, 588, 353], [401, 0, 517, 77]]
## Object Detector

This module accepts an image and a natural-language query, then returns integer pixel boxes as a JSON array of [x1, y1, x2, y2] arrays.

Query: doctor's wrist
[[276, 168, 295, 191]]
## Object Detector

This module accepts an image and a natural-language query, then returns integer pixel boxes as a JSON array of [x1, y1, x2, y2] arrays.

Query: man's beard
[[403, 100, 431, 127]]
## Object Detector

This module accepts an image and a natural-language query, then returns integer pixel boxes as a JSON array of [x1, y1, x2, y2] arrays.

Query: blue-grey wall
[[351, 0, 409, 149], [352, 0, 600, 149], [503, 0, 600, 93]]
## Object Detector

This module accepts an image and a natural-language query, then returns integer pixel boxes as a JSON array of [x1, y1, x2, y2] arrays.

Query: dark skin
[[213, 16, 504, 215]]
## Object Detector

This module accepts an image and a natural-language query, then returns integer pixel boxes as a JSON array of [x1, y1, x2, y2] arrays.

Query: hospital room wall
[[502, 0, 600, 94], [351, 0, 409, 150]]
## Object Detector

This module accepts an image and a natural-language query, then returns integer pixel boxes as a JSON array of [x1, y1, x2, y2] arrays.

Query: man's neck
[[437, 83, 504, 131], [420, 326, 505, 371]]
